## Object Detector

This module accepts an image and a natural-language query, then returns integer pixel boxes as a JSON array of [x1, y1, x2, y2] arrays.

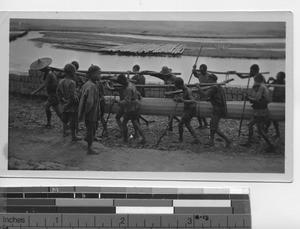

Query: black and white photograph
[[2, 11, 292, 181]]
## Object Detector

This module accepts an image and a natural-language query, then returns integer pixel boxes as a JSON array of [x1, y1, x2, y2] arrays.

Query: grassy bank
[[9, 31, 28, 42]]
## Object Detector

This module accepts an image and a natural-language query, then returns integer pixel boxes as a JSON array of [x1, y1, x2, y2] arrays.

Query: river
[[9, 32, 285, 86]]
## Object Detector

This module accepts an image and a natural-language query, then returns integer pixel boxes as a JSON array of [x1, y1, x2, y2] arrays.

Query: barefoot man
[[30, 58, 61, 128]]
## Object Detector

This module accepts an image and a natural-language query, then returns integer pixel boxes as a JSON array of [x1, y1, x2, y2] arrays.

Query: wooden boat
[[104, 97, 285, 121]]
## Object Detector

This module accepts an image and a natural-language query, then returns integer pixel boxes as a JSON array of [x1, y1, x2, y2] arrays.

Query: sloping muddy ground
[[8, 93, 285, 173]]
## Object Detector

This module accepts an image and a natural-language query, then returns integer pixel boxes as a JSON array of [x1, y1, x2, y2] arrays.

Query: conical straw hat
[[30, 58, 52, 70]]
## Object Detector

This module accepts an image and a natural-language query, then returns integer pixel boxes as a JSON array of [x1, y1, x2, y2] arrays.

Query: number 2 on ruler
[[120, 217, 125, 225]]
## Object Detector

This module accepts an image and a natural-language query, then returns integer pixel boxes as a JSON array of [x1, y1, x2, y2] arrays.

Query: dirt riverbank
[[8, 93, 285, 173]]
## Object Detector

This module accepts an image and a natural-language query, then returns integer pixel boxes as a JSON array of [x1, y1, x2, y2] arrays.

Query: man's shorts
[[123, 110, 140, 121], [61, 112, 77, 130], [116, 106, 124, 119], [181, 107, 196, 123], [47, 93, 59, 107]]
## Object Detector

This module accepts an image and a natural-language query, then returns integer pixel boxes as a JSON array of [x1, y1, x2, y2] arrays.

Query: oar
[[78, 70, 181, 76], [188, 46, 203, 84], [139, 115, 154, 127], [165, 78, 234, 96], [238, 76, 251, 137], [49, 66, 87, 77], [206, 70, 270, 75], [265, 84, 286, 88], [155, 100, 180, 147]]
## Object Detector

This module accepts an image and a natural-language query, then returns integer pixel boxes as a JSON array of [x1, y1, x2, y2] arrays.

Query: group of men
[[30, 59, 147, 155], [31, 60, 102, 154], [30, 58, 285, 153], [193, 63, 285, 151], [144, 63, 285, 151]]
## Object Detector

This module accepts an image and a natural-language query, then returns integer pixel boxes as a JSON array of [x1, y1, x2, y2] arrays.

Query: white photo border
[[0, 11, 293, 182]]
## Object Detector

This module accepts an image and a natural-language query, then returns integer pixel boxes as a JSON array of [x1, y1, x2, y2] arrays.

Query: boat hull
[[104, 96, 285, 121]]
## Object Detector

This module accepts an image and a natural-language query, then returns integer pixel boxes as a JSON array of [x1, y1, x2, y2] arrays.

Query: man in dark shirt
[[173, 78, 201, 144], [192, 64, 210, 84], [116, 74, 146, 144], [131, 64, 146, 97], [244, 74, 274, 151], [266, 71, 285, 138], [78, 65, 101, 155], [192, 64, 209, 129], [196, 74, 231, 148], [56, 63, 81, 141], [71, 61, 85, 96], [235, 64, 266, 82], [31, 58, 61, 128]]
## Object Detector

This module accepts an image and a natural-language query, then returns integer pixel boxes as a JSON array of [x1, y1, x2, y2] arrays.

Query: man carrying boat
[[131, 64, 146, 97], [116, 74, 146, 144], [266, 71, 286, 138], [192, 63, 210, 84], [192, 63, 209, 129], [173, 77, 201, 144], [106, 78, 141, 139], [196, 74, 231, 148], [30, 58, 61, 128], [141, 66, 178, 131], [56, 63, 81, 141], [234, 64, 266, 83], [243, 74, 274, 151], [130, 64, 146, 138], [71, 61, 85, 96], [78, 65, 101, 155]]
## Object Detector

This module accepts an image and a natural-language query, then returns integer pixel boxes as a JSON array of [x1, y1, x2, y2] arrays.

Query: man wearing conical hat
[[30, 58, 61, 128]]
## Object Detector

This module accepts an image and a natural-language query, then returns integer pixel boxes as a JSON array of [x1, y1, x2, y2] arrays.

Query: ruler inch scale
[[0, 187, 251, 229]]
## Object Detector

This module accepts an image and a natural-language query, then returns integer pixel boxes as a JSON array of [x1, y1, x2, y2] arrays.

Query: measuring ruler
[[0, 187, 251, 228]]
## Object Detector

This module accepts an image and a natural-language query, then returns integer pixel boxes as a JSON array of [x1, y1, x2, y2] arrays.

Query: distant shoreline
[[11, 29, 285, 40], [23, 31, 285, 59]]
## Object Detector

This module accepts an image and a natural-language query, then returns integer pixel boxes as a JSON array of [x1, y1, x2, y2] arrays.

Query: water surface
[[9, 32, 285, 86]]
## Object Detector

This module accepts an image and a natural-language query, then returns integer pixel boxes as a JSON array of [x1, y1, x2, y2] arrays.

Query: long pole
[[188, 46, 203, 84], [206, 70, 270, 75], [238, 76, 251, 137], [79, 70, 181, 76], [165, 78, 235, 96], [50, 66, 182, 76], [155, 100, 180, 147]]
